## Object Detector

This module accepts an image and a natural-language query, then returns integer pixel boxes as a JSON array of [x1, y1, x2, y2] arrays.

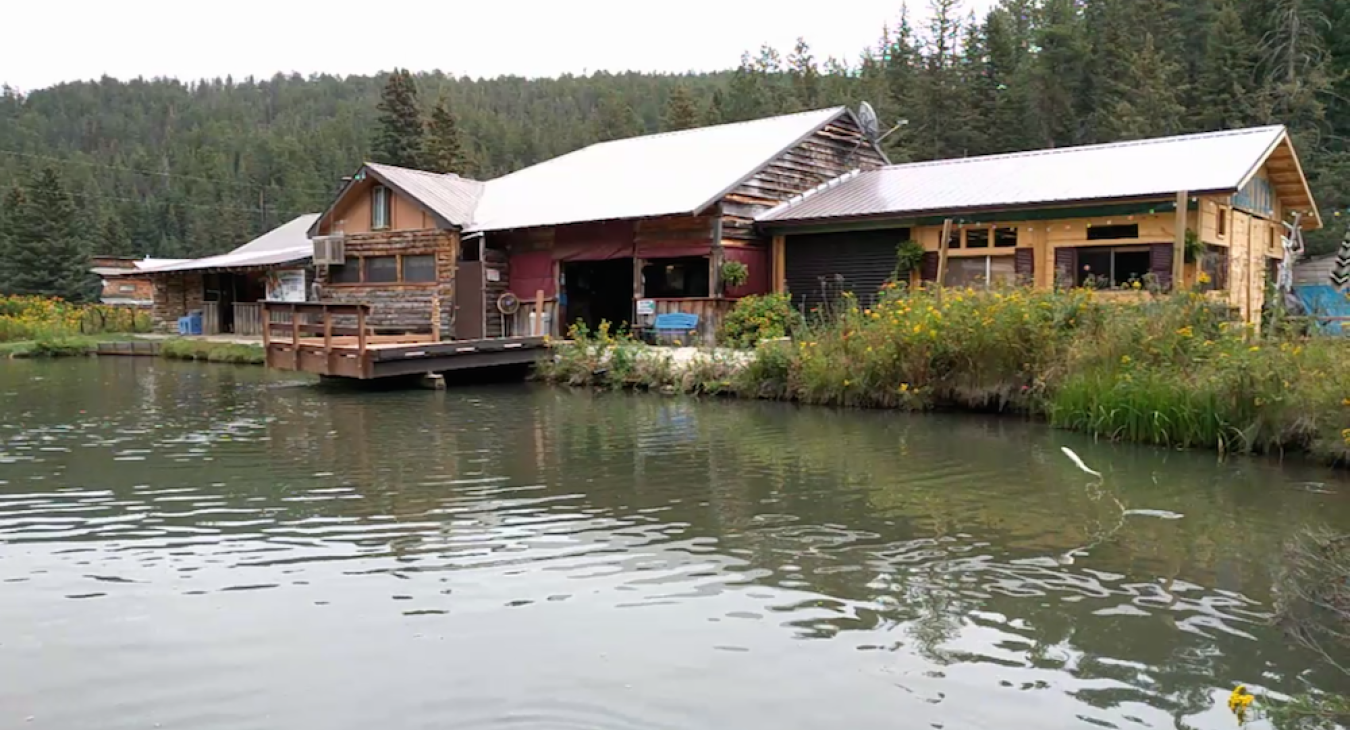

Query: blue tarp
[[1294, 284, 1350, 335]]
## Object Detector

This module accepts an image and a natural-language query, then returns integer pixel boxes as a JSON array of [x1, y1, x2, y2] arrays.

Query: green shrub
[[717, 293, 802, 348], [719, 260, 749, 290], [160, 339, 264, 364]]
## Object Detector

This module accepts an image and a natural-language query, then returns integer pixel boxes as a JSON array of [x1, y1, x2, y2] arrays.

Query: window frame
[[943, 253, 1016, 289], [1075, 245, 1152, 288], [371, 185, 392, 231], [325, 252, 440, 287], [1216, 206, 1227, 238]]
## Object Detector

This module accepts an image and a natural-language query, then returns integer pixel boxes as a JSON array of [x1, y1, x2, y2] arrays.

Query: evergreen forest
[[2, 0, 1348, 300]]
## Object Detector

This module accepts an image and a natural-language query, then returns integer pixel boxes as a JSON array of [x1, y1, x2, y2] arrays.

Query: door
[[455, 261, 485, 340]]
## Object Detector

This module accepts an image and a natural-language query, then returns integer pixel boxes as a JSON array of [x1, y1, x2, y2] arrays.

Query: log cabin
[[757, 125, 1321, 326], [308, 107, 887, 343]]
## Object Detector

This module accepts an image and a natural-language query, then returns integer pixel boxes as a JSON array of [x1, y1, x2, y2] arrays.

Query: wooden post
[[261, 303, 271, 349], [356, 305, 367, 354], [1173, 191, 1188, 290], [534, 289, 545, 336], [771, 234, 786, 293], [322, 306, 333, 352], [290, 303, 300, 370], [936, 218, 953, 298], [430, 293, 442, 342]]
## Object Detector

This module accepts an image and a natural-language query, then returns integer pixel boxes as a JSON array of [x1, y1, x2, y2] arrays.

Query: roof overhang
[[1240, 130, 1321, 229], [757, 193, 1231, 235]]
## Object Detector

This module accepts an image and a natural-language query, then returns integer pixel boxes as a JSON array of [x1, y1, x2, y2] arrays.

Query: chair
[[651, 312, 699, 345]]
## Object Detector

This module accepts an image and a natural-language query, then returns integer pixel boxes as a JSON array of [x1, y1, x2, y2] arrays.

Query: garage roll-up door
[[784, 229, 909, 310]]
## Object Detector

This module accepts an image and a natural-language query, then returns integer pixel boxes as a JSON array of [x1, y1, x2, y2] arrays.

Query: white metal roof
[[468, 107, 851, 232], [137, 214, 320, 274], [365, 163, 483, 227], [760, 125, 1301, 225]]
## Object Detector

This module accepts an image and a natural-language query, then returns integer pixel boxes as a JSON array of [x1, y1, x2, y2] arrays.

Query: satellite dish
[[858, 101, 881, 142], [497, 292, 520, 315]]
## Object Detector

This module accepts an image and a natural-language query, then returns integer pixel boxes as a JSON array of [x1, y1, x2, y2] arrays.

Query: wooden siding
[[151, 272, 204, 332], [317, 229, 459, 335], [483, 248, 511, 338], [784, 230, 903, 309], [315, 177, 434, 235], [722, 116, 887, 242]]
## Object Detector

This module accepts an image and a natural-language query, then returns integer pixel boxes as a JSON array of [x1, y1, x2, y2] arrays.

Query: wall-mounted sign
[[636, 299, 656, 316], [486, 268, 501, 282], [266, 269, 307, 302]]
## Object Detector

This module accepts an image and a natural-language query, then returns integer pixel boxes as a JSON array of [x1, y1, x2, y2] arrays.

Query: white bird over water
[[1061, 446, 1103, 479]]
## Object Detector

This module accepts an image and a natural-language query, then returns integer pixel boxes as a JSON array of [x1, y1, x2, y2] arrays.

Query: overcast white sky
[[4, 0, 996, 91]]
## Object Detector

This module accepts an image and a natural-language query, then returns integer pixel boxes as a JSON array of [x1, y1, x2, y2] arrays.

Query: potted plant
[[720, 260, 749, 294]]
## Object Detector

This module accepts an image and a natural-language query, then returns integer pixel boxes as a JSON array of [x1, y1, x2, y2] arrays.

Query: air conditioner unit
[[312, 235, 345, 265]]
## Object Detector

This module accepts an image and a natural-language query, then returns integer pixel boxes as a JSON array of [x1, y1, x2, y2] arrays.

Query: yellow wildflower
[[1197, 271, 1212, 284], [1176, 326, 1193, 338], [1131, 280, 1142, 289], [1121, 355, 1132, 365], [1227, 685, 1254, 723], [1249, 346, 1260, 352], [843, 379, 851, 387], [1342, 398, 1350, 407], [898, 383, 909, 393]]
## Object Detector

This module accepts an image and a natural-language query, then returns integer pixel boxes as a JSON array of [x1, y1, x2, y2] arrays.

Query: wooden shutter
[[920, 252, 940, 282], [1053, 247, 1077, 289], [1014, 248, 1035, 283], [1150, 243, 1174, 290]]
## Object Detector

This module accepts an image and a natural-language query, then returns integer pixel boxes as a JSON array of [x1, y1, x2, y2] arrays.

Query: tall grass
[[0, 295, 151, 342], [159, 339, 265, 364]]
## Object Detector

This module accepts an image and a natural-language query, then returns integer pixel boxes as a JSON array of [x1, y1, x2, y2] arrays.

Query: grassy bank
[[0, 335, 104, 358], [158, 339, 265, 364], [540, 288, 1350, 467]]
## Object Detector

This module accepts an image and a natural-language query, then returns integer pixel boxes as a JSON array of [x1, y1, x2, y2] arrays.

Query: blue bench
[[652, 312, 699, 344]]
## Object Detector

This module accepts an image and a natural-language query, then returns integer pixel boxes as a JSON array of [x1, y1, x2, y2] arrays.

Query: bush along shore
[[538, 288, 1350, 468], [3, 334, 264, 364]]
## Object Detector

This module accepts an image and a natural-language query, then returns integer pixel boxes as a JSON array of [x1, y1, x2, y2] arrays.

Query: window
[[1086, 224, 1139, 241], [994, 227, 1018, 248], [371, 185, 391, 230], [1269, 224, 1279, 251], [1216, 207, 1227, 237], [1076, 246, 1151, 287], [402, 254, 437, 283], [642, 257, 710, 298], [946, 227, 962, 249], [329, 263, 361, 284], [1201, 244, 1229, 291], [118, 284, 137, 292], [363, 256, 398, 283], [944, 255, 1016, 289], [966, 228, 990, 249]]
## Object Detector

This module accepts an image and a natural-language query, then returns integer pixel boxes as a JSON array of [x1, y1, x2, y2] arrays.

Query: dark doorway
[[456, 261, 484, 340], [563, 259, 634, 334]]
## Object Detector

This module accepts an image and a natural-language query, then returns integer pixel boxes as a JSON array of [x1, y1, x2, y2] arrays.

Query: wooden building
[[758, 126, 1321, 325], [89, 256, 185, 307], [137, 214, 318, 335], [307, 108, 887, 343]]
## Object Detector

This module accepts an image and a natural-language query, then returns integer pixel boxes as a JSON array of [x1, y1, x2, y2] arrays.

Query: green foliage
[[6, 168, 95, 301], [593, 90, 642, 142], [662, 85, 702, 132], [3, 335, 99, 358], [424, 95, 471, 176], [717, 293, 802, 348], [1184, 228, 1205, 263], [895, 239, 926, 274], [719, 260, 749, 290], [0, 294, 151, 341], [372, 69, 425, 168], [159, 339, 264, 364]]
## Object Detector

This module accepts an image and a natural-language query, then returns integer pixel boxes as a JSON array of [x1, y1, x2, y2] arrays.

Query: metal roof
[[364, 162, 484, 228], [91, 258, 189, 277], [468, 107, 854, 232], [760, 125, 1315, 226], [137, 214, 319, 274]]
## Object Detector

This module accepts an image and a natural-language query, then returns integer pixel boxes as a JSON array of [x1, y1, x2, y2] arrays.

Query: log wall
[[317, 229, 459, 335]]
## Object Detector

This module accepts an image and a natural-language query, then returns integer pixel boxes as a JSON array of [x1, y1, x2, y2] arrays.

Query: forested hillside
[[2, 0, 1349, 299]]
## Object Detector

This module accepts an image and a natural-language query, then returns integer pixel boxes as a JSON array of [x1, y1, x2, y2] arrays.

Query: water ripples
[[1, 360, 1346, 729]]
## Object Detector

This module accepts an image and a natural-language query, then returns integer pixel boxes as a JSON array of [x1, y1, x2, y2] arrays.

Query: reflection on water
[[0, 358, 1346, 730]]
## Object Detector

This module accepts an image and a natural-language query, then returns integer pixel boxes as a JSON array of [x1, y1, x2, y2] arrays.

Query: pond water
[[1, 358, 1347, 730]]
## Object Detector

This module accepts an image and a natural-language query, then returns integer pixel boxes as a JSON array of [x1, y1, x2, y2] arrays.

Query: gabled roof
[[138, 214, 319, 274], [468, 107, 874, 232], [309, 163, 485, 236], [760, 125, 1321, 229]]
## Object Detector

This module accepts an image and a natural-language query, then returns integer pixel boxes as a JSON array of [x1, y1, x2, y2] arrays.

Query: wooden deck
[[262, 302, 547, 380]]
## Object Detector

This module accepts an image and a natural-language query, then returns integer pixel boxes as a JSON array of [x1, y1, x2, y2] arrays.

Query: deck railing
[[233, 303, 265, 336]]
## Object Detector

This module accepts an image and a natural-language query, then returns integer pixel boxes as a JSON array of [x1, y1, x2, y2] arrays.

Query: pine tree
[[594, 90, 643, 142], [0, 186, 23, 292], [663, 84, 702, 132], [1028, 0, 1090, 147], [372, 69, 425, 168], [984, 5, 1034, 153], [788, 37, 821, 111], [1103, 34, 1187, 140], [425, 95, 471, 175], [704, 88, 726, 126], [8, 168, 94, 301], [98, 212, 135, 257], [917, 0, 966, 158], [1196, 0, 1261, 130]]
